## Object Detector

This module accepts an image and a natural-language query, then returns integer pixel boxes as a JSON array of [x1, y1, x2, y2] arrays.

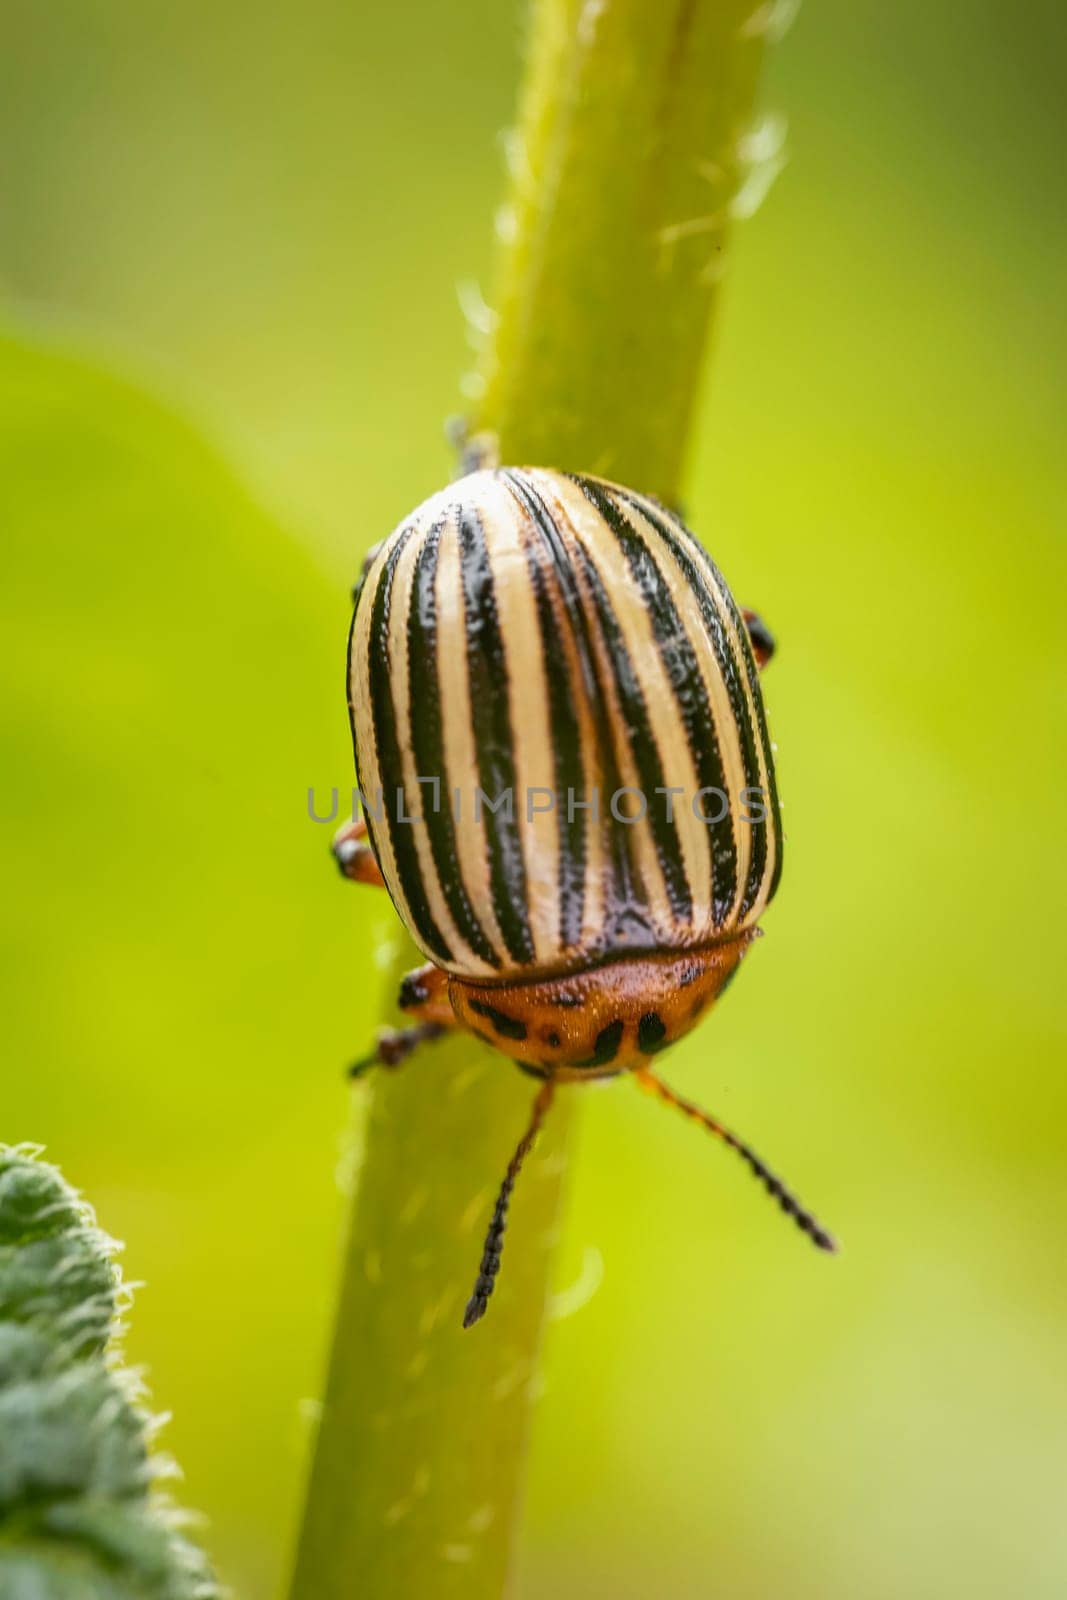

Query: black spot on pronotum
[[638, 1012, 668, 1054], [469, 999, 528, 1042], [576, 1019, 624, 1069], [544, 1030, 562, 1049]]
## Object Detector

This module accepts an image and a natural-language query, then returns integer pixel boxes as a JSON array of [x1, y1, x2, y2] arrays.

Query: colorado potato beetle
[[335, 465, 836, 1327]]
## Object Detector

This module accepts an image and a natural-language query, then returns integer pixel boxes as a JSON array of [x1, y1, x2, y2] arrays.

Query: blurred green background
[[2, 1, 1065, 1596]]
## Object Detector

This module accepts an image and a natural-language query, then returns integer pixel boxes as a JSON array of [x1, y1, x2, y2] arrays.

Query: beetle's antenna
[[348, 1022, 446, 1079], [634, 1068, 838, 1253], [463, 1079, 555, 1329]]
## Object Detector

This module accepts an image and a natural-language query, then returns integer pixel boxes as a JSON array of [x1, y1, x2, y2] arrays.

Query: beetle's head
[[447, 935, 758, 1082]]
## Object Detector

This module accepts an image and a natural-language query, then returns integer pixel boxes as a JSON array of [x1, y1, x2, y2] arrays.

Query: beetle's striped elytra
[[337, 465, 836, 1327], [348, 468, 781, 981]]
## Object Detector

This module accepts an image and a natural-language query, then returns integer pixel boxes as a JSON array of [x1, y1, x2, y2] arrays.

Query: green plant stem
[[288, 4, 769, 1597], [476, 0, 768, 499]]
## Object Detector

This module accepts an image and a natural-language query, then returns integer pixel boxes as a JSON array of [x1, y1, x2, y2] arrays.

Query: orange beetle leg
[[348, 964, 456, 1081], [332, 816, 385, 887], [397, 963, 455, 1027], [741, 608, 776, 671]]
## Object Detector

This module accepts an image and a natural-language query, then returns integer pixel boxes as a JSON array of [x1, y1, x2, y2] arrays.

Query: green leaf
[[0, 1147, 219, 1600]]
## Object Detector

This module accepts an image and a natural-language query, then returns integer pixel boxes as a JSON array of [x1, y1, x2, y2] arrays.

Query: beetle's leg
[[332, 816, 385, 888], [446, 415, 500, 476], [633, 1068, 838, 1254], [348, 1021, 448, 1079], [348, 964, 456, 1079], [350, 542, 384, 607], [397, 963, 454, 1025], [463, 1078, 556, 1329], [741, 609, 775, 670]]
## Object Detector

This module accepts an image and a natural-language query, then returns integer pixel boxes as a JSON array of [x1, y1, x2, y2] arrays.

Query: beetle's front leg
[[348, 963, 457, 1079], [396, 962, 455, 1026], [741, 609, 776, 671], [350, 542, 383, 607], [332, 816, 385, 887], [445, 415, 501, 477]]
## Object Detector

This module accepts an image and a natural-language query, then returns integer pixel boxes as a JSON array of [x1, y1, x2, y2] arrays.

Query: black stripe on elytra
[[568, 525, 693, 924], [346, 592, 383, 871], [458, 503, 535, 966], [731, 591, 784, 904], [637, 1011, 669, 1054], [684, 534, 782, 913], [367, 529, 452, 963], [501, 471, 643, 943], [618, 489, 776, 922], [408, 521, 501, 968], [580, 479, 738, 927], [516, 512, 587, 951]]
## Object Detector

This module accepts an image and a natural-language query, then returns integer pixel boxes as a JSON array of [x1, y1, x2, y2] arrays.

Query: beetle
[[334, 465, 837, 1327]]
